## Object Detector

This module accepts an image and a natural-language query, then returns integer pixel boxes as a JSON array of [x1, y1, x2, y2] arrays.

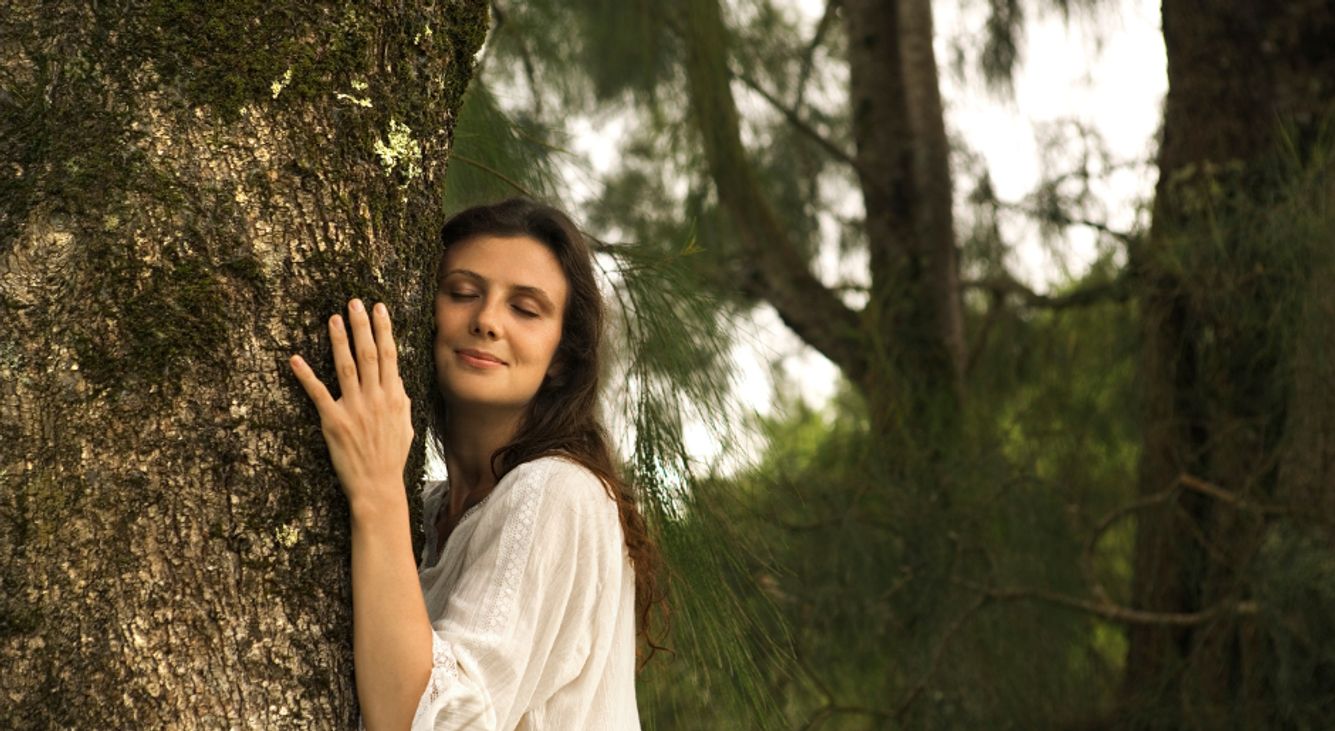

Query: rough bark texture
[[0, 2, 487, 727], [1122, 0, 1335, 727]]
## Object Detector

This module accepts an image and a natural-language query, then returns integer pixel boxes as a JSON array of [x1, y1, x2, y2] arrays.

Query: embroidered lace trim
[[479, 459, 550, 636], [423, 480, 494, 567], [410, 630, 461, 727]]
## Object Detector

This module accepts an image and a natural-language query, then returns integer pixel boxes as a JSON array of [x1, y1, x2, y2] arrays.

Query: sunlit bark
[[0, 2, 486, 726]]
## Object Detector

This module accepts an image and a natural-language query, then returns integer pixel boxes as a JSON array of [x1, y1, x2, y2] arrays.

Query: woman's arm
[[289, 298, 430, 730], [350, 493, 432, 731]]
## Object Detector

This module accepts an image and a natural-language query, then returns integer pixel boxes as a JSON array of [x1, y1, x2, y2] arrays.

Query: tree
[[468, 0, 1335, 727], [467, 0, 1155, 726], [1121, 1, 1335, 726], [0, 2, 486, 726]]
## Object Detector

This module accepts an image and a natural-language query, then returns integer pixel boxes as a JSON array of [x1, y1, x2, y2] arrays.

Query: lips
[[455, 349, 507, 367]]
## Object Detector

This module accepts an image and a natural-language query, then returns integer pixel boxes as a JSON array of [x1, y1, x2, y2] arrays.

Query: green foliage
[[948, 0, 1110, 95], [643, 282, 1141, 728], [602, 234, 797, 726], [454, 2, 1335, 728], [440, 82, 565, 212], [1252, 525, 1335, 727]]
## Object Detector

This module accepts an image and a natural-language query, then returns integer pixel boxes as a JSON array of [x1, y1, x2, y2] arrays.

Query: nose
[[471, 296, 502, 339]]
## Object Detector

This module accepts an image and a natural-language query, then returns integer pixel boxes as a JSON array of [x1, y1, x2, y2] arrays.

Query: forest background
[[2, 0, 1333, 729]]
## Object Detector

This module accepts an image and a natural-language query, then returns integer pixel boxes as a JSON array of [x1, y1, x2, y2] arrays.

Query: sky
[[449, 0, 1171, 478]]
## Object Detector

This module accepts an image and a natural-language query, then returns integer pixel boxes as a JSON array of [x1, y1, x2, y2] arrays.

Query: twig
[[484, 1, 545, 118], [960, 272, 1131, 309], [956, 577, 1259, 627], [449, 154, 535, 198], [731, 70, 862, 174], [793, 0, 841, 112], [1178, 473, 1289, 515], [1082, 486, 1177, 602], [996, 199, 1139, 245], [894, 593, 990, 722]]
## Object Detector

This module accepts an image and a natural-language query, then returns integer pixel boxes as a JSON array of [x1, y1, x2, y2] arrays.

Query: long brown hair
[[427, 197, 666, 659]]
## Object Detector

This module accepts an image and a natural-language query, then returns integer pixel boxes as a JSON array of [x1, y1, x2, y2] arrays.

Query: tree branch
[[793, 0, 842, 112], [679, 0, 866, 383], [954, 578, 1258, 627], [894, 593, 990, 722], [732, 70, 861, 174], [1178, 472, 1289, 515], [961, 271, 1131, 309], [997, 198, 1139, 246], [963, 287, 1005, 376]]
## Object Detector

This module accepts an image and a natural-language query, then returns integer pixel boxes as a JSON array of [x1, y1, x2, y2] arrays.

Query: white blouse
[[406, 455, 641, 730]]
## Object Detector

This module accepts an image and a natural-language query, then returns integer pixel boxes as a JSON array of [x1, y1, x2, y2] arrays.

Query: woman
[[289, 198, 661, 730]]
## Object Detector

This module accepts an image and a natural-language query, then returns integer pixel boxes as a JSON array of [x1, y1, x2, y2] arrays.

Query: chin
[[442, 386, 535, 412]]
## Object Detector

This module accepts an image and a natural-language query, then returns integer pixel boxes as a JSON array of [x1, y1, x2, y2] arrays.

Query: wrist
[[348, 483, 410, 527]]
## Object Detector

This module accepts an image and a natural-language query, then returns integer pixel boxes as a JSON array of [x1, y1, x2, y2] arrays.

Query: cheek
[[433, 305, 462, 337], [541, 326, 564, 363]]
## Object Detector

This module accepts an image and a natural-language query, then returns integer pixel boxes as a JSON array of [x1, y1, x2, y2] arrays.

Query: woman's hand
[[289, 298, 414, 516]]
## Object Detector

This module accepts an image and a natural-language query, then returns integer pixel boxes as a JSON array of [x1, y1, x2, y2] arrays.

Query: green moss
[[131, 1, 373, 121], [70, 239, 241, 390], [122, 257, 231, 374], [0, 600, 41, 640], [220, 255, 270, 301]]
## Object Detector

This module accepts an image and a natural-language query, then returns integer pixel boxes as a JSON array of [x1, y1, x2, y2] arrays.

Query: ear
[[545, 356, 564, 383]]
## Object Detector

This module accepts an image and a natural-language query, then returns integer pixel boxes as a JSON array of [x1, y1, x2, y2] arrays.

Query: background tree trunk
[[679, 0, 964, 454], [842, 0, 964, 453], [1122, 0, 1335, 726], [0, 2, 486, 726]]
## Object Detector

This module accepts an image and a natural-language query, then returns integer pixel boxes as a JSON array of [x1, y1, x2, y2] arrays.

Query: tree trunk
[[843, 0, 963, 450], [1121, 1, 1335, 727], [679, 0, 964, 453], [0, 2, 486, 727]]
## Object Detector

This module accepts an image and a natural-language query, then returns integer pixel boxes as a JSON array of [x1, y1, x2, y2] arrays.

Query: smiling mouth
[[455, 350, 507, 368]]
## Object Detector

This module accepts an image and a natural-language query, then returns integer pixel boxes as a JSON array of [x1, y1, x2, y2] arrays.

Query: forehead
[[440, 234, 568, 299]]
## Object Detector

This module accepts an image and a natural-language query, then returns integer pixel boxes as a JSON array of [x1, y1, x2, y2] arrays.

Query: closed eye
[[449, 291, 478, 301], [512, 305, 539, 318]]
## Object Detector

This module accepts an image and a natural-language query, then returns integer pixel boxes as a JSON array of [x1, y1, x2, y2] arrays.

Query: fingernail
[[376, 302, 387, 316], [350, 299, 363, 312]]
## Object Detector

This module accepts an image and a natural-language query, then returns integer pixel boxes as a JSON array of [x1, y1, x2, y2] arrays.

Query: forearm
[[350, 491, 433, 731]]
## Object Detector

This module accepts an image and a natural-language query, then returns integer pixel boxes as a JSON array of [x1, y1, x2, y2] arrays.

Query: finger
[[329, 313, 360, 400], [347, 298, 380, 388], [289, 354, 334, 411], [374, 302, 400, 385]]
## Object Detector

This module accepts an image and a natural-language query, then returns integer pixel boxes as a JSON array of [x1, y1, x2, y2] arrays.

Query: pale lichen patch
[[372, 118, 422, 183], [270, 67, 293, 99], [275, 523, 301, 548], [334, 92, 373, 108]]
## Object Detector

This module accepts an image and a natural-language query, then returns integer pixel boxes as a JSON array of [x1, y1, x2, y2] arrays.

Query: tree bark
[[677, 0, 964, 450], [0, 2, 486, 727], [1121, 0, 1335, 726], [843, 0, 963, 447]]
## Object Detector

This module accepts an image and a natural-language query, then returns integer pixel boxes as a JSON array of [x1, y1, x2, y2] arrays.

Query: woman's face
[[434, 234, 568, 416]]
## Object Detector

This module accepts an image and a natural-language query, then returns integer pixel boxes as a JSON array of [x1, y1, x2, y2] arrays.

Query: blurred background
[[436, 0, 1333, 728]]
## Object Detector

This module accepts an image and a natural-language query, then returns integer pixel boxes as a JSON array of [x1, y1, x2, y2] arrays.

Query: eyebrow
[[442, 268, 558, 312]]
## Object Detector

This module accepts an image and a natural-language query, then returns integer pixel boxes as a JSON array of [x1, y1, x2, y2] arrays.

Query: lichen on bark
[[0, 1, 489, 726]]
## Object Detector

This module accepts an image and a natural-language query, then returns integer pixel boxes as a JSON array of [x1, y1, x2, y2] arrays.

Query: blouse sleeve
[[409, 458, 623, 730]]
